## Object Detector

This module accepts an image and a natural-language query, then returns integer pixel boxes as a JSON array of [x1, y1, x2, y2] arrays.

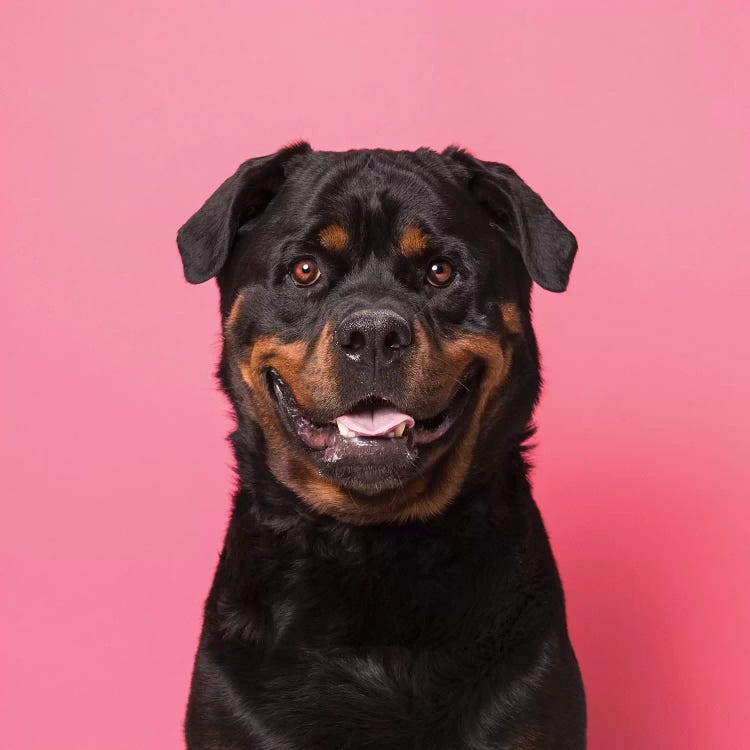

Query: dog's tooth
[[336, 420, 355, 438], [335, 420, 410, 439]]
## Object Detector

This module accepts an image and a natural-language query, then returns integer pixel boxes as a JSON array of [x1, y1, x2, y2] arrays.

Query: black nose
[[335, 309, 413, 369]]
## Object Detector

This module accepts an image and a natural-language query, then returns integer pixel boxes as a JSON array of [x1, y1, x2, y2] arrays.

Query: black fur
[[177, 144, 585, 749]]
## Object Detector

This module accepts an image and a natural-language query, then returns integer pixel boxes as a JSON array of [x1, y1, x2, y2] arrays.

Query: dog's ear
[[442, 146, 577, 292], [177, 141, 312, 284]]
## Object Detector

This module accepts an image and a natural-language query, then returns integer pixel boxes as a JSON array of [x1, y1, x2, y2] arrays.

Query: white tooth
[[336, 420, 353, 438], [384, 430, 396, 438], [393, 422, 407, 438]]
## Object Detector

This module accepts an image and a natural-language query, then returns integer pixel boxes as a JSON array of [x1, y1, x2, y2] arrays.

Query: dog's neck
[[203, 422, 541, 651]]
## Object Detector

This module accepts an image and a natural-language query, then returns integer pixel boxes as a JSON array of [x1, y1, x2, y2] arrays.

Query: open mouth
[[266, 368, 478, 467]]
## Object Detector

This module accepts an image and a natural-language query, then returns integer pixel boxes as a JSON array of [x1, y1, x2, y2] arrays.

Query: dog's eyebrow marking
[[318, 223, 348, 252], [399, 225, 429, 257]]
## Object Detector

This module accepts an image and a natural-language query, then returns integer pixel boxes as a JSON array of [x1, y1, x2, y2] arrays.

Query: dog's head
[[177, 143, 576, 524]]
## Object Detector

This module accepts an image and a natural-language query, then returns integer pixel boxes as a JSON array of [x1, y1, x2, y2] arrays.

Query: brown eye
[[290, 258, 321, 287], [426, 258, 455, 287]]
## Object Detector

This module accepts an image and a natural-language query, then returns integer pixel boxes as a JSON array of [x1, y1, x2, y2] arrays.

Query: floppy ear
[[442, 146, 577, 292], [176, 141, 312, 284]]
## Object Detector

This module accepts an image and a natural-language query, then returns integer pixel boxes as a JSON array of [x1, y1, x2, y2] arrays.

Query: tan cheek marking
[[235, 328, 351, 517], [499, 301, 523, 335], [399, 225, 429, 257], [239, 324, 336, 414], [223, 292, 245, 337], [239, 336, 307, 403], [318, 223, 348, 252], [383, 323, 513, 524]]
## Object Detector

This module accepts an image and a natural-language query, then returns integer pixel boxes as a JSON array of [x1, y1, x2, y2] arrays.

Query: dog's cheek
[[287, 322, 342, 415], [441, 331, 512, 427], [231, 327, 354, 517], [400, 322, 463, 415], [405, 322, 512, 431], [221, 289, 310, 462], [391, 328, 515, 523]]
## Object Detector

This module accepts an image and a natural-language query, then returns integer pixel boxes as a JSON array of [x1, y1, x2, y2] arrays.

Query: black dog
[[177, 143, 586, 749]]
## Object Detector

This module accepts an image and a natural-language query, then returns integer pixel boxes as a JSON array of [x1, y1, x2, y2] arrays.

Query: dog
[[177, 143, 586, 749]]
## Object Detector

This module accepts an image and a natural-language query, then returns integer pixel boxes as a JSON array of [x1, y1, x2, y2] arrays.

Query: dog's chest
[[205, 551, 557, 749], [202, 630, 555, 750]]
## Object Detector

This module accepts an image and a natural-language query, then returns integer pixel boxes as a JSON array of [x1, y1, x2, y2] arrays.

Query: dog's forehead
[[279, 149, 462, 235]]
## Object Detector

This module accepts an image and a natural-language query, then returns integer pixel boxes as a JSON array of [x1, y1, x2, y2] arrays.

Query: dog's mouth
[[266, 367, 479, 494]]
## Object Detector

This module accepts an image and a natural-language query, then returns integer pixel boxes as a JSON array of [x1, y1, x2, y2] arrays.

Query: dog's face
[[177, 143, 576, 524]]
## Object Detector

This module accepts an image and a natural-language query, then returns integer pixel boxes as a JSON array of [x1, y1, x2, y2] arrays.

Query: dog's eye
[[290, 258, 321, 287], [426, 258, 455, 287]]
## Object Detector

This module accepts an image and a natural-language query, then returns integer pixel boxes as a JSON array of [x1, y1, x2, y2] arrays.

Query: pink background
[[2, 2, 749, 748]]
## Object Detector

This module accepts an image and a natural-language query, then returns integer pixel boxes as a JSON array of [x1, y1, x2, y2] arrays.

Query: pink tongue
[[337, 407, 415, 437]]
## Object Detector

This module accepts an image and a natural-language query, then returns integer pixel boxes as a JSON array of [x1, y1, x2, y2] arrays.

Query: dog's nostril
[[385, 330, 403, 350], [345, 330, 366, 351]]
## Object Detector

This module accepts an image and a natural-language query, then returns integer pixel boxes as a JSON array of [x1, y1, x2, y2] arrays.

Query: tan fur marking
[[237, 326, 352, 517], [379, 323, 513, 523], [318, 223, 348, 252], [224, 292, 245, 336], [399, 225, 429, 257], [499, 301, 523, 335], [230, 320, 516, 525]]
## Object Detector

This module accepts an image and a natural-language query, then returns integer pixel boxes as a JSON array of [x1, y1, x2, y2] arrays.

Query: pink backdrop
[[3, 2, 749, 748]]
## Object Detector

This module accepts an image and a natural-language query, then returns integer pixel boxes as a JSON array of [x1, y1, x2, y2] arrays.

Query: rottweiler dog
[[177, 143, 586, 749]]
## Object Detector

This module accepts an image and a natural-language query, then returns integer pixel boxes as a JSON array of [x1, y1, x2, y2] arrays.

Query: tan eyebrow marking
[[318, 223, 348, 252], [399, 225, 429, 257]]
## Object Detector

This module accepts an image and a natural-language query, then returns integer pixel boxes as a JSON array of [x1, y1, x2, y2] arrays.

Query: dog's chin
[[265, 368, 479, 497]]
